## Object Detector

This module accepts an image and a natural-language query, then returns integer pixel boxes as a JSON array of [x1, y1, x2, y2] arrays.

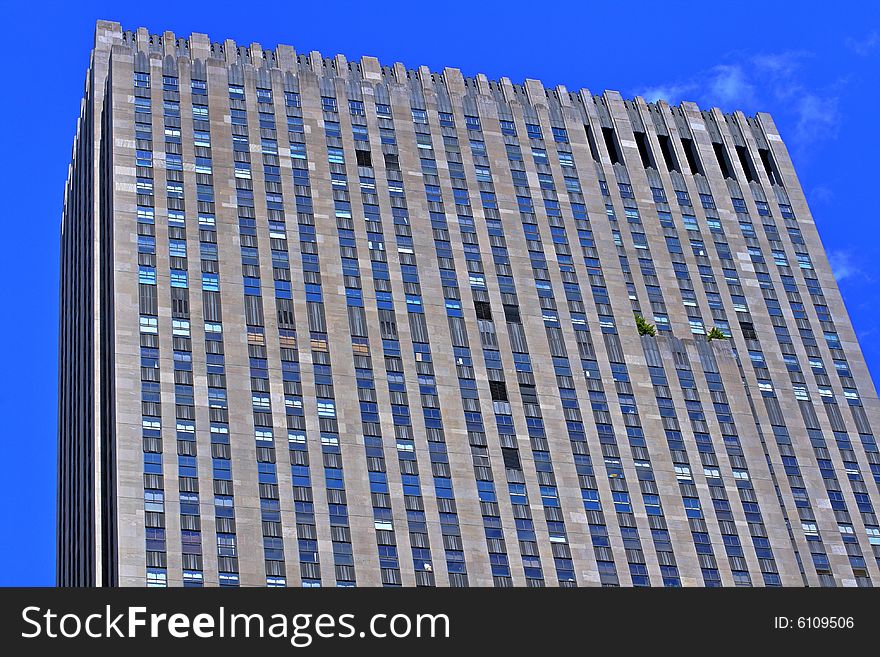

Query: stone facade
[[59, 20, 880, 587]]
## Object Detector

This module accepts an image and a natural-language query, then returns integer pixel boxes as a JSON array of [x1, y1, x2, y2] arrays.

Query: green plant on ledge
[[635, 314, 656, 337], [706, 326, 728, 341]]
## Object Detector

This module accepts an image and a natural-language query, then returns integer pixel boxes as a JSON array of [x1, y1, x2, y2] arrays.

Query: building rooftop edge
[[95, 19, 773, 123]]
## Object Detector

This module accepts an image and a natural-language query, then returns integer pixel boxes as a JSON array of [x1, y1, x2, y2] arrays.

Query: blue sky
[[1, 0, 878, 585]]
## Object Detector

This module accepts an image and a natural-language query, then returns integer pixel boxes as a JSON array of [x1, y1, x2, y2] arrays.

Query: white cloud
[[752, 53, 841, 151], [707, 64, 756, 107], [636, 67, 757, 109], [637, 82, 697, 104], [751, 51, 809, 77], [827, 249, 860, 282], [857, 326, 877, 343], [633, 49, 841, 154], [845, 30, 880, 55], [792, 93, 839, 145], [809, 185, 834, 204]]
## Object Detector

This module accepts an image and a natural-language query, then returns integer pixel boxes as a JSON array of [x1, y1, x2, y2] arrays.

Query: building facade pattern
[[59, 21, 880, 587]]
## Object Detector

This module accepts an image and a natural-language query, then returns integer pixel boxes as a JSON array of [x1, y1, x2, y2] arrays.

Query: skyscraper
[[59, 20, 880, 587]]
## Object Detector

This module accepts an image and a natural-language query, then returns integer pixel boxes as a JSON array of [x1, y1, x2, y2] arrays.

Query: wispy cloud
[[751, 52, 842, 149], [809, 185, 835, 204], [638, 82, 697, 104], [633, 49, 842, 155], [827, 249, 861, 282], [707, 64, 756, 107], [634, 65, 757, 109], [856, 326, 877, 343], [751, 51, 809, 76], [792, 93, 839, 145], [845, 30, 880, 56]]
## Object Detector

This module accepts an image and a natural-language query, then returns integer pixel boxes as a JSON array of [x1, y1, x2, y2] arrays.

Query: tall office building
[[59, 20, 880, 588]]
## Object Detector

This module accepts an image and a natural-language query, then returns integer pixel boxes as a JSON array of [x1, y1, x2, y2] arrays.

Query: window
[[170, 270, 188, 288], [465, 115, 481, 131], [824, 332, 842, 350], [146, 569, 167, 587], [740, 321, 757, 340], [796, 253, 813, 270], [139, 266, 156, 285], [674, 465, 693, 481]]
